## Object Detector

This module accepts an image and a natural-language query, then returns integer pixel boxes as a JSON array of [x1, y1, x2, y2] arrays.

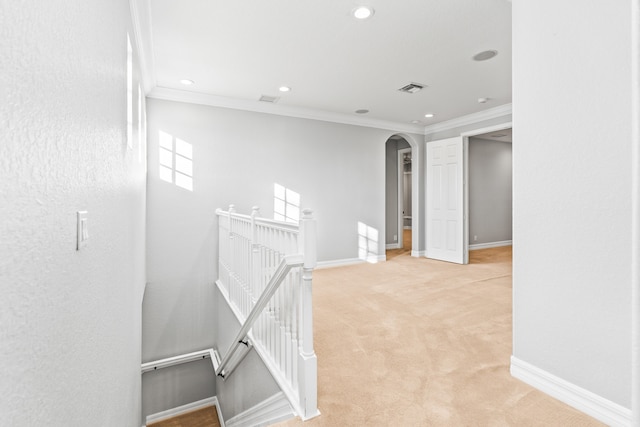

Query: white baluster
[[251, 207, 260, 312], [228, 205, 235, 305]]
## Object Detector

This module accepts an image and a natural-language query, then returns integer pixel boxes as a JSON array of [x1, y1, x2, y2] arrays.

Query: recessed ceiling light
[[472, 50, 498, 61], [279, 86, 291, 92], [355, 109, 369, 114], [424, 113, 435, 118], [180, 79, 194, 85], [352, 6, 374, 20]]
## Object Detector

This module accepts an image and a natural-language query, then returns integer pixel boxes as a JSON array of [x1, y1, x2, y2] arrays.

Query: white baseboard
[[412, 250, 425, 257], [469, 240, 512, 250], [225, 392, 293, 427], [316, 257, 363, 269], [403, 226, 412, 230], [386, 243, 400, 250], [317, 255, 386, 269], [145, 396, 225, 426], [510, 356, 631, 427]]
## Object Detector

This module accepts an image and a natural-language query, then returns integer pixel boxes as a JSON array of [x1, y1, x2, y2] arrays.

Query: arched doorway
[[384, 133, 420, 257]]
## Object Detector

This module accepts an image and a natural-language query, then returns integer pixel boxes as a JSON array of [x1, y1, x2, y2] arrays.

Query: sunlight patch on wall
[[159, 130, 193, 191], [274, 183, 300, 223], [358, 222, 379, 263]]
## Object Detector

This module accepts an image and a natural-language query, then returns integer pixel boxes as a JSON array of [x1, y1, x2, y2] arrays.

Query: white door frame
[[397, 147, 411, 249], [460, 121, 513, 262]]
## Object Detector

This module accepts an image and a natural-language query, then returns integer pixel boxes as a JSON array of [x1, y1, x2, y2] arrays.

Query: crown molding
[[423, 103, 512, 135], [147, 86, 426, 135], [129, 0, 157, 93]]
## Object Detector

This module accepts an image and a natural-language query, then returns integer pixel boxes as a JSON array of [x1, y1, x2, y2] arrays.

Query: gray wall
[[144, 98, 422, 416], [468, 137, 512, 245], [1, 1, 147, 425], [214, 288, 281, 420], [513, 0, 632, 409]]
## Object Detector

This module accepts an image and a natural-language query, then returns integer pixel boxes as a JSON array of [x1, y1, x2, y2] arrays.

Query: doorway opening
[[398, 147, 412, 251], [385, 134, 419, 259], [467, 128, 512, 259], [425, 122, 512, 265]]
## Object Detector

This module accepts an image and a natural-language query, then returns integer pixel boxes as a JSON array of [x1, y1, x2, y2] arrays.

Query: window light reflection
[[274, 183, 300, 223], [158, 130, 193, 192], [358, 221, 379, 263]]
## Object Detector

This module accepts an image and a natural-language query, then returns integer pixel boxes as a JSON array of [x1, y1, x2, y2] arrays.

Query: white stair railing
[[216, 205, 319, 421]]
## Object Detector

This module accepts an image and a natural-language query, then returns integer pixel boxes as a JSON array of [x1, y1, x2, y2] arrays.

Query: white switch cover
[[77, 211, 88, 250]]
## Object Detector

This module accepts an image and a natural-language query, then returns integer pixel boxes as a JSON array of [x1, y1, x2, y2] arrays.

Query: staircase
[[214, 205, 319, 421], [141, 205, 319, 425]]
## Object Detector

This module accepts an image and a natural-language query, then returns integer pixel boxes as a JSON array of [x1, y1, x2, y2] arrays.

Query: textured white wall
[[0, 1, 147, 425], [513, 0, 632, 409]]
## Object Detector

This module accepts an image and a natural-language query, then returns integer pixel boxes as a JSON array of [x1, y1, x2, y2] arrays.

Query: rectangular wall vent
[[398, 83, 426, 94], [259, 95, 280, 103]]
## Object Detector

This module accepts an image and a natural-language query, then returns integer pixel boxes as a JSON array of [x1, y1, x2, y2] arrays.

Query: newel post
[[298, 208, 319, 419]]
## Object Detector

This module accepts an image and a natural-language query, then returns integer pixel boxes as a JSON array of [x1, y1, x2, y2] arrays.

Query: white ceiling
[[135, 0, 512, 131]]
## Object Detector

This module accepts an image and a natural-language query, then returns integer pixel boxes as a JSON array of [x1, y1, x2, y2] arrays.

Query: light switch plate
[[77, 211, 88, 250]]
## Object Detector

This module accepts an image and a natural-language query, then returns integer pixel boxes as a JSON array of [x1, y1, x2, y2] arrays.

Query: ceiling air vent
[[398, 82, 426, 94], [259, 95, 279, 103]]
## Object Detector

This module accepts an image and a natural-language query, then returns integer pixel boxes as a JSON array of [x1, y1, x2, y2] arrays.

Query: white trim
[[631, 0, 640, 424], [423, 104, 512, 135], [316, 255, 386, 269], [460, 122, 513, 138], [510, 356, 631, 427], [145, 396, 224, 426], [215, 397, 226, 427], [403, 226, 412, 230], [225, 392, 293, 427], [386, 243, 400, 250], [128, 0, 156, 94], [411, 250, 425, 257], [148, 87, 425, 134], [468, 240, 512, 251], [316, 258, 364, 269]]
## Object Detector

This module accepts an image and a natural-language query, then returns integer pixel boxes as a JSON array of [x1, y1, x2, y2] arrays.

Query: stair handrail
[[215, 254, 303, 378]]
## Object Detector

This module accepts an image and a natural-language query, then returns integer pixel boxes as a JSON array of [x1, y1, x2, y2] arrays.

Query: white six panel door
[[426, 136, 467, 264]]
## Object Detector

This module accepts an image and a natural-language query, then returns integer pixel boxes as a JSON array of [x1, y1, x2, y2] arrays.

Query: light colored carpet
[[274, 246, 604, 426]]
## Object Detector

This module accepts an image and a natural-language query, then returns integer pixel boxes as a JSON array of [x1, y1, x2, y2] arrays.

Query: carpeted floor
[[274, 245, 604, 426]]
